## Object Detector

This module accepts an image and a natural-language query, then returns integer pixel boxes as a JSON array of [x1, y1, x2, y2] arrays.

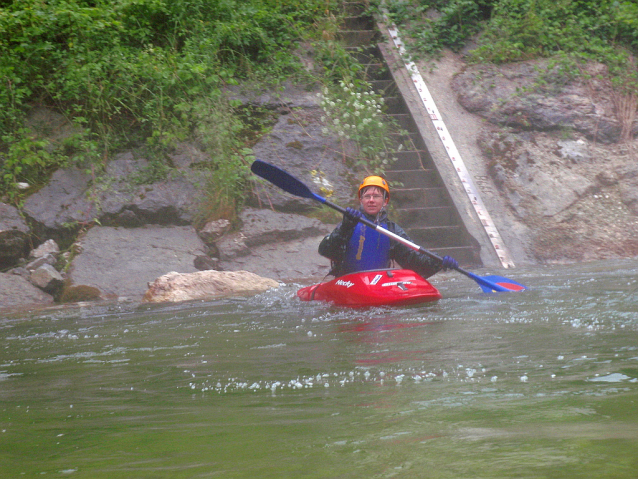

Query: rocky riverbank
[[2, 53, 637, 313], [0, 84, 342, 313]]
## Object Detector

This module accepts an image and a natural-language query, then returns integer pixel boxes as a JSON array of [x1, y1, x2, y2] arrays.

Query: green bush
[[378, 0, 496, 57], [0, 0, 337, 205], [471, 0, 637, 62], [380, 0, 638, 75], [0, 129, 68, 201], [385, 0, 638, 63]]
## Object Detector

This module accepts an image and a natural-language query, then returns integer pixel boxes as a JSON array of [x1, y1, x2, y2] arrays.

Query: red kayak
[[297, 269, 442, 307]]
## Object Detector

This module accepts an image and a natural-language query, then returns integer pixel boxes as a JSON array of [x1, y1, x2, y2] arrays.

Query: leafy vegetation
[[4, 0, 636, 213], [472, 0, 638, 67], [0, 0, 339, 210], [377, 0, 496, 57], [378, 0, 638, 63]]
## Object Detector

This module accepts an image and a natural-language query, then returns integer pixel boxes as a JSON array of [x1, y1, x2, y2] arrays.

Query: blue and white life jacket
[[343, 222, 392, 273]]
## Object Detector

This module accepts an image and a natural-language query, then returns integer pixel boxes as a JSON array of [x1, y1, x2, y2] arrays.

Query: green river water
[[1, 260, 638, 478]]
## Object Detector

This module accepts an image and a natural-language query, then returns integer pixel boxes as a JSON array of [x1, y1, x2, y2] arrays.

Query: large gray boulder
[[22, 154, 213, 246], [63, 225, 209, 302], [21, 168, 96, 245], [220, 235, 332, 281], [452, 60, 627, 143], [249, 109, 358, 212], [217, 208, 334, 280], [0, 202, 30, 268], [618, 164, 638, 215], [0, 272, 54, 309], [95, 154, 211, 227], [226, 80, 323, 109], [218, 207, 331, 252], [30, 263, 65, 295]]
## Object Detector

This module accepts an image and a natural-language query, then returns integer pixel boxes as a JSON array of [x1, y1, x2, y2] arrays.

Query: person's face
[[359, 186, 388, 216]]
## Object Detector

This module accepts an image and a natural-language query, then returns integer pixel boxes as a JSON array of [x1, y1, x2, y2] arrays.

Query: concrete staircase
[[337, 3, 483, 266]]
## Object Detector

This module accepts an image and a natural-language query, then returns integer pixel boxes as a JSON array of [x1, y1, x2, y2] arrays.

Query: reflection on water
[[1, 260, 638, 478]]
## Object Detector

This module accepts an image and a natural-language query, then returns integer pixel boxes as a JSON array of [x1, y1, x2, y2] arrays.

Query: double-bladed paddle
[[251, 159, 527, 293]]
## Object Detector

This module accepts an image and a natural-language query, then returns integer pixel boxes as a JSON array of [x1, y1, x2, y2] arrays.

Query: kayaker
[[318, 175, 459, 278]]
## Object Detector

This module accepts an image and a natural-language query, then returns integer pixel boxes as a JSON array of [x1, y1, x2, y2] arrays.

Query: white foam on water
[[252, 343, 287, 350], [588, 373, 632, 383]]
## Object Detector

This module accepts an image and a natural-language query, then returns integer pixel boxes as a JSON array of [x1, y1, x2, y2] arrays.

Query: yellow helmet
[[358, 175, 390, 199]]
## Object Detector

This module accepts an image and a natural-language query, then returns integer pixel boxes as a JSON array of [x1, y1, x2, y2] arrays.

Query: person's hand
[[441, 255, 458, 271], [342, 207, 362, 230]]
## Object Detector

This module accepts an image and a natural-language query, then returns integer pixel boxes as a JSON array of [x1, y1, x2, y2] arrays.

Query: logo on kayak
[[335, 279, 355, 288], [370, 274, 383, 285], [382, 281, 412, 288]]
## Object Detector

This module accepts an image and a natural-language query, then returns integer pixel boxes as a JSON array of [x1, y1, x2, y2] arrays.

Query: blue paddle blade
[[477, 275, 527, 293], [461, 270, 527, 293], [251, 160, 325, 203]]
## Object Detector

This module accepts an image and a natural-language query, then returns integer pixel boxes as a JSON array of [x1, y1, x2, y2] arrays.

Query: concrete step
[[334, 2, 484, 268], [369, 79, 398, 96], [345, 45, 381, 63], [395, 206, 458, 227], [387, 113, 417, 133], [392, 187, 452, 208], [342, 15, 374, 30], [391, 132, 427, 151], [336, 30, 380, 46], [392, 150, 429, 169], [427, 246, 483, 266], [384, 96, 406, 114], [341, 2, 368, 16], [385, 169, 441, 189], [405, 225, 472, 248], [360, 62, 392, 81]]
